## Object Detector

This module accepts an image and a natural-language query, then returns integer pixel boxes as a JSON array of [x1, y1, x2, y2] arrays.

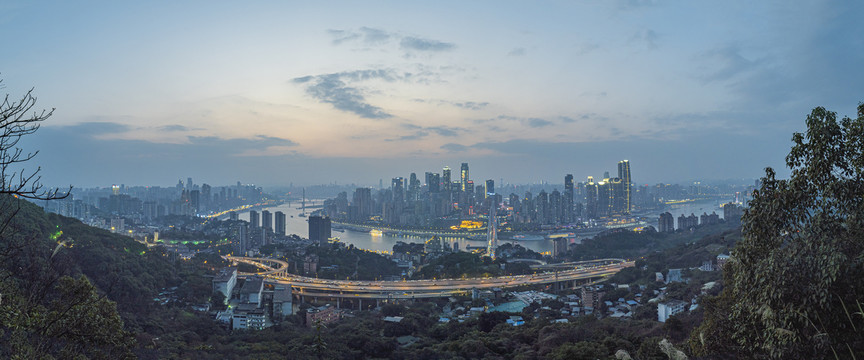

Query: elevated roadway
[[226, 256, 633, 300]]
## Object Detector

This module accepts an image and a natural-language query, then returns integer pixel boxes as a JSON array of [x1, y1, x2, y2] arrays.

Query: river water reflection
[[239, 199, 727, 255]]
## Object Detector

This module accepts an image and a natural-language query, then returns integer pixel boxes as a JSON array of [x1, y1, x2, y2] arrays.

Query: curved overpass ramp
[[226, 255, 633, 299]]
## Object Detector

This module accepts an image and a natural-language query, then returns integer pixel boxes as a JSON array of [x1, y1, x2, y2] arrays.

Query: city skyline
[[2, 1, 863, 188]]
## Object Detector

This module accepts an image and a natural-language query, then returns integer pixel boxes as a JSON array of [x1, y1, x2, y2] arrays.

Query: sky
[[2, 1, 863, 188]]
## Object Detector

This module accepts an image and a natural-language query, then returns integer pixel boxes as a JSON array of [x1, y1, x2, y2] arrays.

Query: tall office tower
[[190, 190, 200, 213], [550, 189, 563, 223], [617, 160, 632, 214], [596, 180, 612, 217], [536, 190, 549, 224], [308, 215, 331, 244], [200, 183, 211, 212], [274, 211, 286, 236], [249, 210, 260, 228], [261, 210, 273, 231], [585, 177, 598, 219], [425, 172, 441, 193], [409, 173, 420, 200], [237, 223, 248, 256], [609, 177, 625, 214], [442, 166, 452, 192], [460, 162, 469, 192], [564, 174, 574, 223], [186, 177, 193, 189], [352, 187, 373, 220], [391, 177, 405, 202], [484, 179, 495, 198], [603, 171, 610, 180]]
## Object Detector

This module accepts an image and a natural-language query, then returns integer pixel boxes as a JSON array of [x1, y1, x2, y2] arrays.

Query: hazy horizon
[[3, 1, 862, 188]]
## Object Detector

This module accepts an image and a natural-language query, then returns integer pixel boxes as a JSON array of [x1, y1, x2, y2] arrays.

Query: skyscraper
[[309, 215, 331, 244], [564, 174, 574, 222], [274, 211, 286, 236], [442, 166, 451, 192], [618, 160, 632, 215], [409, 173, 420, 200], [484, 179, 494, 198], [460, 162, 469, 192], [249, 210, 259, 228], [585, 177, 598, 219], [261, 210, 273, 231]]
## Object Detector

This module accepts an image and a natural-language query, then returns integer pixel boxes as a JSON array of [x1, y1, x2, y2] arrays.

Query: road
[[226, 256, 634, 299]]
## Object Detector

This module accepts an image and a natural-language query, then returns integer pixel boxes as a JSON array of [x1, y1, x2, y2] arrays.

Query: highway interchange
[[227, 256, 634, 300]]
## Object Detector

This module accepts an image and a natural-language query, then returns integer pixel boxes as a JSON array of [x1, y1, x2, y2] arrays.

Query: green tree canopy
[[693, 103, 864, 358]]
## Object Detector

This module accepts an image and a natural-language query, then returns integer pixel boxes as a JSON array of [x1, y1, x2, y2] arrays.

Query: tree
[[0, 78, 68, 201], [692, 103, 864, 358]]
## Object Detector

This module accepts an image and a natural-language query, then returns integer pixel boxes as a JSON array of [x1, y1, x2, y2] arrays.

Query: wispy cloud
[[696, 45, 758, 83], [400, 36, 455, 52], [508, 47, 526, 56], [293, 70, 400, 119], [629, 29, 659, 49], [440, 143, 468, 152], [475, 115, 557, 128], [388, 123, 463, 141]]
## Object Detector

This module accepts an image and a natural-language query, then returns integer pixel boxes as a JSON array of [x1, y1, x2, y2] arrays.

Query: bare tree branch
[[0, 77, 71, 202]]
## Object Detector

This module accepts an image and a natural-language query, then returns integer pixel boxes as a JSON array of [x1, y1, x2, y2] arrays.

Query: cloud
[[159, 124, 194, 132], [629, 29, 659, 49], [426, 126, 461, 137], [327, 28, 455, 56], [66, 121, 132, 134], [388, 124, 462, 141], [574, 43, 600, 55], [359, 27, 392, 44], [327, 29, 361, 45], [293, 70, 400, 119], [476, 115, 556, 128], [508, 47, 526, 56], [440, 143, 468, 152], [452, 101, 488, 110], [328, 27, 393, 46], [400, 36, 455, 52], [696, 45, 758, 83]]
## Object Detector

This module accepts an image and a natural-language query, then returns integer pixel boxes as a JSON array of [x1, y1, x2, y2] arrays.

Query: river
[[238, 199, 728, 255]]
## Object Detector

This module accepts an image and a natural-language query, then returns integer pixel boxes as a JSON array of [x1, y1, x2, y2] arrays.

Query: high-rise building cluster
[[583, 160, 632, 218], [322, 160, 639, 229]]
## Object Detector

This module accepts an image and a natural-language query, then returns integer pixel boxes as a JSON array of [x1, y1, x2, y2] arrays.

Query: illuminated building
[[585, 177, 598, 219], [617, 160, 632, 214], [484, 179, 494, 198], [564, 174, 574, 222], [460, 162, 469, 192], [425, 172, 440, 193]]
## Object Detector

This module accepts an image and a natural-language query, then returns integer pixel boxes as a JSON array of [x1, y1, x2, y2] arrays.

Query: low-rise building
[[233, 303, 268, 330], [272, 286, 293, 320], [306, 305, 341, 328], [716, 254, 730, 269], [212, 267, 237, 304], [239, 276, 264, 307], [666, 269, 683, 283], [657, 300, 688, 323]]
